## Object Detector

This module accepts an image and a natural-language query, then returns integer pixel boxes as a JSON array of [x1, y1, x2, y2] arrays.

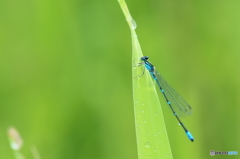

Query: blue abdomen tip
[[186, 131, 194, 142]]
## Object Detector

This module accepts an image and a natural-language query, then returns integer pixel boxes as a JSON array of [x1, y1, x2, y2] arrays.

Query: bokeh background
[[0, 0, 239, 158]]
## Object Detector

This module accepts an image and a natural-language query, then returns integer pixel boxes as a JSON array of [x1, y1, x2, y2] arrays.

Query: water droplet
[[166, 154, 170, 157], [141, 110, 145, 113], [154, 148, 157, 152], [147, 153, 152, 158], [143, 120, 147, 123], [145, 142, 151, 148], [130, 17, 137, 29]]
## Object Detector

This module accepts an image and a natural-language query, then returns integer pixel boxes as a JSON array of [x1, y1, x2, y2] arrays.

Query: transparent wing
[[155, 71, 192, 118]]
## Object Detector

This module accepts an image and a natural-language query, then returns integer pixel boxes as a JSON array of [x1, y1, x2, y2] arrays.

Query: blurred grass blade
[[31, 146, 42, 159], [118, 0, 173, 159], [7, 127, 25, 159]]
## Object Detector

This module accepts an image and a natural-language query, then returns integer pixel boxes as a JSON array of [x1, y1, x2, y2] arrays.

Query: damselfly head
[[141, 56, 149, 61]]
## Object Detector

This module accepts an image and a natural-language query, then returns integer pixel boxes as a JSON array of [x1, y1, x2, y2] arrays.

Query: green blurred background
[[0, 0, 239, 158]]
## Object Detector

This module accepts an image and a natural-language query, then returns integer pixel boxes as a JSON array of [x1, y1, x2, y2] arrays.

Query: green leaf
[[118, 1, 173, 158]]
